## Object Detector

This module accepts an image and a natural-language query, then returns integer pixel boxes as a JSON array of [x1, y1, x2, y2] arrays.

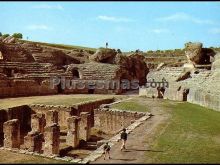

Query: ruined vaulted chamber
[[0, 98, 149, 158]]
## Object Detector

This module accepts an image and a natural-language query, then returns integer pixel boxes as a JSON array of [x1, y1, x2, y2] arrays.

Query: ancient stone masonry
[[46, 110, 59, 127], [185, 42, 203, 65], [3, 119, 20, 149], [80, 111, 152, 164], [71, 98, 114, 125], [66, 116, 80, 148], [0, 99, 151, 163], [0, 109, 8, 146], [31, 113, 46, 133], [94, 108, 146, 134], [23, 131, 43, 153], [79, 112, 91, 142], [139, 42, 220, 111], [0, 40, 149, 97], [30, 104, 72, 128], [44, 123, 60, 156]]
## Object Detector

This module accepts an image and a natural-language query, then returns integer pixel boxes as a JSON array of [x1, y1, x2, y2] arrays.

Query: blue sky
[[1, 2, 220, 51]]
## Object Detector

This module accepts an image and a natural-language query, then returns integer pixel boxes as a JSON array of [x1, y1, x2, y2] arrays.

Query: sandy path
[[92, 98, 171, 164]]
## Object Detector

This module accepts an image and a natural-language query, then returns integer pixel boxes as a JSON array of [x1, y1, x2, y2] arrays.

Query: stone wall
[[29, 98, 114, 129], [187, 86, 220, 111], [0, 109, 8, 146], [66, 116, 80, 148], [29, 104, 72, 129], [139, 50, 220, 111], [94, 108, 146, 134], [0, 79, 58, 98], [3, 119, 20, 149], [23, 131, 43, 153], [71, 98, 114, 127], [79, 112, 91, 142], [44, 123, 60, 156], [0, 102, 152, 164], [0, 106, 32, 145]]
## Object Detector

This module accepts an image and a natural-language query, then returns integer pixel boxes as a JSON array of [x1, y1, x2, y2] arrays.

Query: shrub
[[12, 33, 23, 39], [2, 34, 10, 39]]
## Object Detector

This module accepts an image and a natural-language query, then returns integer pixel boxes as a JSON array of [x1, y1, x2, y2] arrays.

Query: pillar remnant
[[46, 110, 58, 126], [23, 131, 43, 153], [3, 119, 20, 149], [43, 123, 60, 155], [66, 116, 80, 148], [79, 112, 91, 141], [31, 113, 46, 133]]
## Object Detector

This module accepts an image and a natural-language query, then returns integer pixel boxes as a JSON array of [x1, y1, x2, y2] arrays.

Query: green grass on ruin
[[111, 100, 149, 112], [0, 150, 72, 164], [0, 95, 114, 109], [20, 39, 96, 54], [145, 102, 220, 163]]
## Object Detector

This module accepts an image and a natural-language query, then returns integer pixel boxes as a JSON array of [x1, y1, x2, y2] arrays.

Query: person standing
[[120, 128, 128, 151], [103, 142, 111, 160]]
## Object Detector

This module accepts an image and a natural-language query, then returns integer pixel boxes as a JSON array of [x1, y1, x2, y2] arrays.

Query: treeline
[[145, 49, 185, 56], [210, 47, 220, 52], [0, 32, 23, 39], [146, 47, 220, 57]]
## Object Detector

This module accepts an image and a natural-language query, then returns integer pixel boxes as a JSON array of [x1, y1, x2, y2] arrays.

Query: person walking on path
[[103, 142, 111, 160], [120, 128, 128, 151]]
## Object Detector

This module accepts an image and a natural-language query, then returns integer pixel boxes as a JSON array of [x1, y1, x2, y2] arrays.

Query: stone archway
[[157, 87, 165, 98], [72, 69, 80, 79], [183, 89, 189, 101]]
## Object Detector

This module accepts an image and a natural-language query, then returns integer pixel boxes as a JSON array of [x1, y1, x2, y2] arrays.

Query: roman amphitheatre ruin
[[0, 36, 220, 164]]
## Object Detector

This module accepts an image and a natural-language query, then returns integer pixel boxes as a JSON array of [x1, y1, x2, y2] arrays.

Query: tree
[[12, 33, 23, 39], [0, 32, 2, 37], [117, 49, 122, 54], [2, 34, 10, 39]]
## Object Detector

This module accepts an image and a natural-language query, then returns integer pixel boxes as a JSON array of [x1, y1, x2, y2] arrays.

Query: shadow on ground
[[123, 148, 164, 152]]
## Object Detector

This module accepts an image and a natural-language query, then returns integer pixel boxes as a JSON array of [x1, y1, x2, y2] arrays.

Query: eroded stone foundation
[[0, 98, 151, 162]]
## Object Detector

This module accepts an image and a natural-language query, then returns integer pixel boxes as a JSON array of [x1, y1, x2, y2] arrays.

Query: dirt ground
[[92, 97, 173, 164]]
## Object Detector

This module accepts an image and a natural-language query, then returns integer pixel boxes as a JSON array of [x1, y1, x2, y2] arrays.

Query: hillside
[[19, 39, 97, 54]]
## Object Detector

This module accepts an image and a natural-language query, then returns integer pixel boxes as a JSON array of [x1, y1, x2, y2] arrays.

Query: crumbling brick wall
[[0, 109, 8, 146], [31, 113, 46, 133], [23, 131, 43, 153], [94, 108, 145, 134], [71, 98, 114, 127], [44, 123, 60, 156], [0, 79, 58, 98], [66, 116, 80, 148], [79, 112, 91, 141], [3, 119, 20, 148], [29, 105, 72, 129]]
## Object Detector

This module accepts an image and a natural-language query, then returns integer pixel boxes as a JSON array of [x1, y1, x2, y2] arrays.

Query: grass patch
[[32, 97, 95, 106], [0, 150, 71, 164], [111, 100, 149, 112], [20, 39, 96, 54], [146, 102, 220, 163], [0, 94, 114, 108]]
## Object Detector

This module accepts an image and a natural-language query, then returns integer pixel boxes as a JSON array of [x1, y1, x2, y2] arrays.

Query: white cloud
[[158, 12, 190, 21], [97, 15, 133, 22], [150, 28, 170, 34], [26, 24, 52, 30], [208, 28, 220, 34], [157, 12, 216, 25], [33, 4, 63, 10], [114, 26, 130, 32]]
